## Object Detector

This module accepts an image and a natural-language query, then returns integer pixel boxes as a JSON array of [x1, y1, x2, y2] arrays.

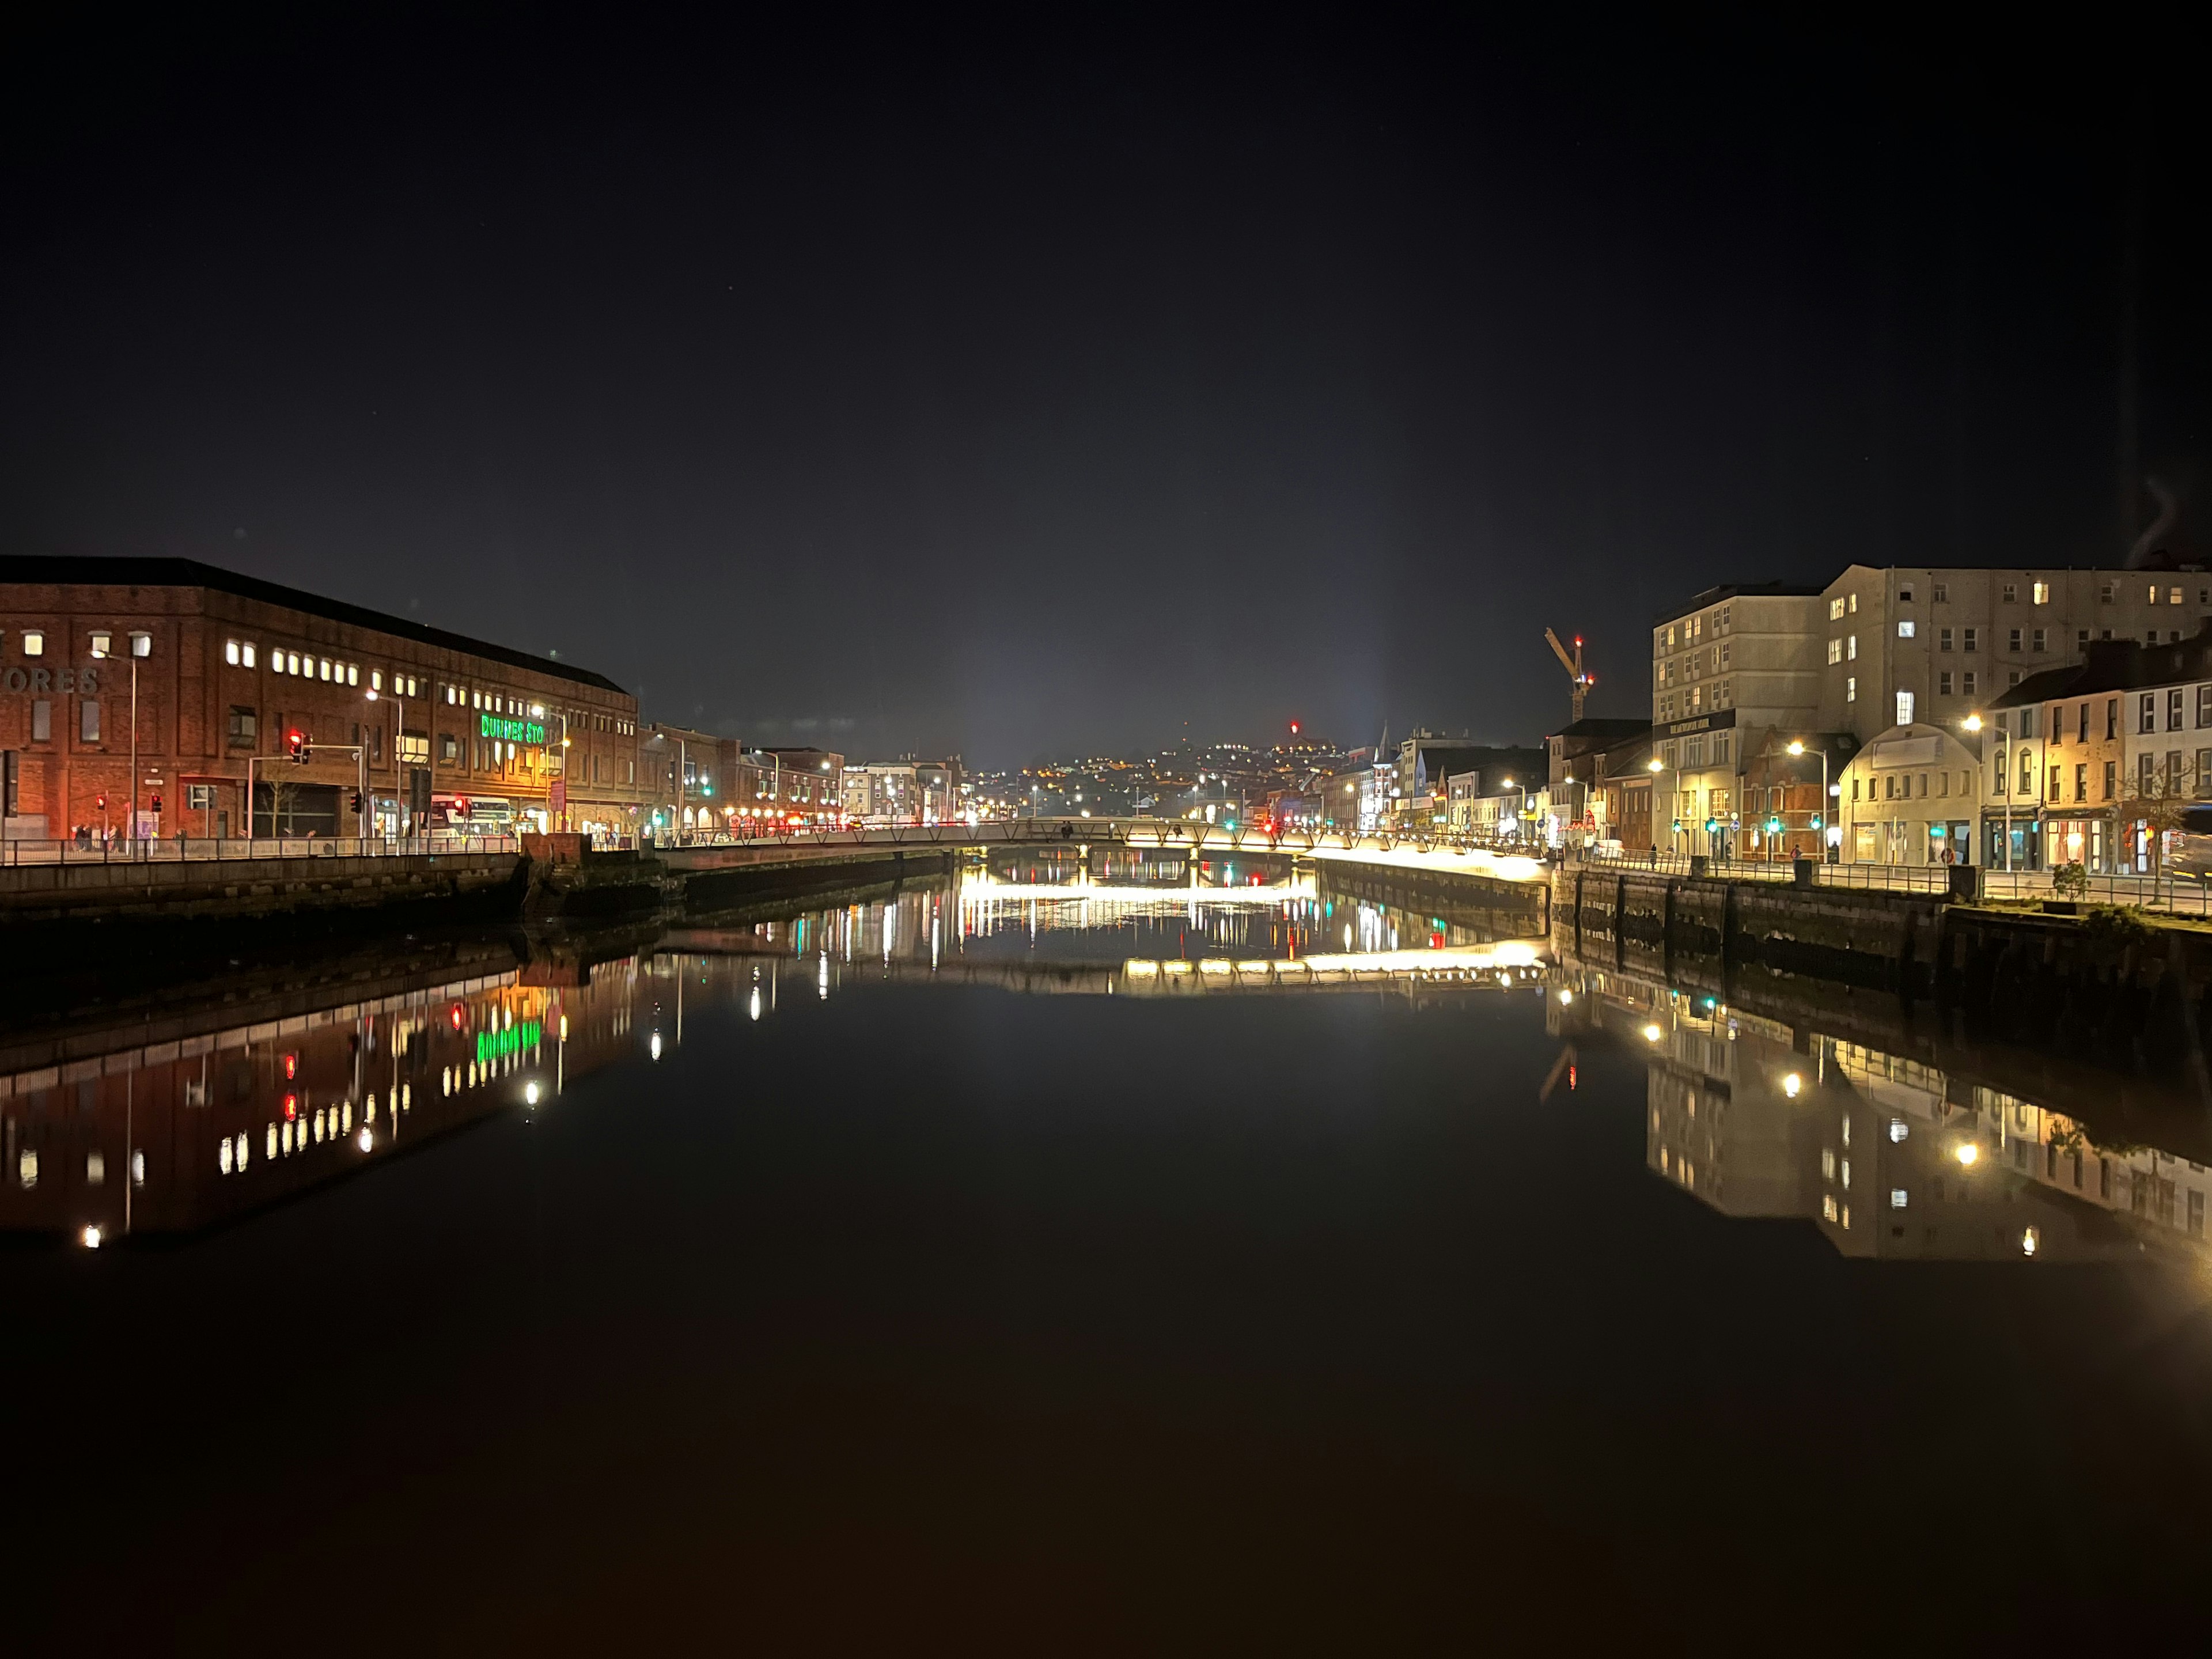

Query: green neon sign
[[476, 1018, 541, 1066], [479, 712, 546, 745]]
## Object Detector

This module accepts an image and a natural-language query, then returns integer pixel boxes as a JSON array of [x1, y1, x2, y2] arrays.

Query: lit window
[[1846, 676, 1857, 703], [243, 643, 256, 668], [2172, 586, 2184, 606], [372, 670, 383, 691], [1897, 620, 1915, 639], [2032, 581, 2050, 604], [20, 630, 42, 657], [346, 664, 358, 686], [406, 677, 417, 697], [319, 658, 331, 680], [1827, 638, 1842, 664], [90, 630, 111, 657], [131, 631, 150, 658], [288, 652, 301, 675], [225, 639, 240, 665], [1888, 1119, 1908, 1143], [1889, 1188, 1908, 1209]]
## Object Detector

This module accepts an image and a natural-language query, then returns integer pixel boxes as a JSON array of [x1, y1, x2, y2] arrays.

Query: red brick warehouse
[[0, 557, 649, 842]]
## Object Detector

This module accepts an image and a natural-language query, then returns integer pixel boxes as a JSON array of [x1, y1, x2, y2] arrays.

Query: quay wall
[[1558, 865, 2212, 1076]]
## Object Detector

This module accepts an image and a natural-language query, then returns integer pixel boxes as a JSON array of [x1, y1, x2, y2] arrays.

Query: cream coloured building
[[1835, 722, 1986, 866]]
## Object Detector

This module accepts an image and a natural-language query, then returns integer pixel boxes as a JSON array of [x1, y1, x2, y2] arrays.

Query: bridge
[[655, 817, 1550, 886]]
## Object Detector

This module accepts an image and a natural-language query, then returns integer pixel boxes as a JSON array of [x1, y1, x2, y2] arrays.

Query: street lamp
[[90, 630, 151, 845], [366, 680, 406, 841], [1647, 753, 1671, 862], [1787, 740, 1829, 864]]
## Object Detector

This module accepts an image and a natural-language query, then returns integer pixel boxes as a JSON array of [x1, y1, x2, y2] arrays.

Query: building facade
[[0, 557, 643, 842], [1834, 724, 1984, 866]]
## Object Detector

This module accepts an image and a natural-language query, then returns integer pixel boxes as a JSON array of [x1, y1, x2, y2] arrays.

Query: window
[[2032, 581, 2050, 604], [440, 733, 458, 763], [20, 630, 43, 657], [2078, 702, 2089, 743], [2008, 628, 2022, 652], [319, 658, 331, 681], [2172, 586, 2185, 605], [1994, 753, 2006, 794], [225, 639, 240, 665], [2198, 752, 2212, 800], [2019, 707, 2036, 739], [2032, 628, 2046, 652], [2101, 580, 2116, 603], [2107, 698, 2119, 739], [1846, 676, 1857, 703], [2077, 628, 2089, 651], [89, 630, 112, 658], [346, 664, 359, 686], [31, 700, 50, 743], [2141, 753, 2156, 795], [2105, 760, 2117, 801], [1963, 671, 1976, 695], [243, 643, 256, 668], [2074, 763, 2088, 802], [2048, 765, 2061, 801], [2150, 584, 2162, 604], [1827, 638, 1843, 664], [2199, 685, 2212, 728], [1896, 690, 1915, 726], [2101, 628, 2113, 641], [1889, 1188, 1908, 1210], [372, 670, 383, 691], [227, 706, 256, 746], [1897, 620, 1916, 639], [1963, 627, 1978, 653], [1848, 635, 1858, 660], [289, 652, 301, 675], [2141, 693, 2158, 734], [1829, 597, 1846, 620], [2002, 584, 2017, 603], [1933, 582, 1948, 603], [1939, 671, 1953, 695], [2169, 689, 2185, 731], [1939, 627, 1953, 651], [80, 700, 100, 743], [1899, 585, 1914, 603]]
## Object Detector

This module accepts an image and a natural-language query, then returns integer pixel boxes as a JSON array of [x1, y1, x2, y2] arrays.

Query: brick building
[[0, 556, 645, 842]]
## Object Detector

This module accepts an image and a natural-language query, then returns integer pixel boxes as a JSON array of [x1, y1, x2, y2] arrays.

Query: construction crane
[[1545, 629, 1594, 724]]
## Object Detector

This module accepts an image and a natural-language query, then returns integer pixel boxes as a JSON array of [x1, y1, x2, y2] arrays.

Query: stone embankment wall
[[1558, 865, 2212, 1075], [0, 851, 526, 927]]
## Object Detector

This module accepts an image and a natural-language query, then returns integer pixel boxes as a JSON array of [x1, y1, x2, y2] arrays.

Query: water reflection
[[1551, 962, 2212, 1270], [0, 858, 1552, 1240]]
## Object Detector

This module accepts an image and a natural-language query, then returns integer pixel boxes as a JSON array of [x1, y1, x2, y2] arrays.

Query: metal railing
[[1570, 848, 2212, 916], [0, 834, 520, 867]]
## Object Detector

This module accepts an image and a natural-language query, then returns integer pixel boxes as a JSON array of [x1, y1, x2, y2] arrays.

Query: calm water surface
[[4, 854, 2209, 1650]]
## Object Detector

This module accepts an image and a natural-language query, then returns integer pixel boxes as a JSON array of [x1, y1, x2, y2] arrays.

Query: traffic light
[[149, 791, 162, 815], [350, 791, 365, 815], [1809, 815, 1824, 830], [1766, 816, 1783, 834], [287, 729, 306, 763], [96, 793, 107, 811]]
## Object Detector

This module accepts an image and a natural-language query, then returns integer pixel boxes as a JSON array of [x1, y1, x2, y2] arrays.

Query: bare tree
[[2116, 753, 2199, 893]]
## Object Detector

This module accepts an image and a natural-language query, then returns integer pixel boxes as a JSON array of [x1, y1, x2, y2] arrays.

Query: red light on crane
[[283, 1053, 297, 1080]]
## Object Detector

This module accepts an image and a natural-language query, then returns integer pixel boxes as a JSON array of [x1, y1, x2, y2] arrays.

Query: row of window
[[2, 629, 151, 659], [1830, 580, 2207, 619], [222, 640, 635, 737]]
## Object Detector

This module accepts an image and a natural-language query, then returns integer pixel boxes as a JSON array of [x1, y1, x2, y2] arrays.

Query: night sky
[[3, 8, 2204, 764]]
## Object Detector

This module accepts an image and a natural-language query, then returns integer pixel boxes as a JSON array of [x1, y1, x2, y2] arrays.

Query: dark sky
[[3, 7, 2205, 765]]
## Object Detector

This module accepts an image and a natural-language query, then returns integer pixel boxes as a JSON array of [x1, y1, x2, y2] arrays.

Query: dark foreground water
[[5, 860, 2211, 1652]]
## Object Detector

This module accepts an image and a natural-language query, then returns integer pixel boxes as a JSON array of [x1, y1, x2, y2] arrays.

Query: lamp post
[[1787, 740, 1828, 864], [1647, 753, 1669, 865], [366, 681, 404, 842], [90, 631, 151, 847]]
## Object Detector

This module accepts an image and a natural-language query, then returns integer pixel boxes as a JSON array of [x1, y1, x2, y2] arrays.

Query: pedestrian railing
[[0, 834, 520, 867], [1570, 849, 2212, 916]]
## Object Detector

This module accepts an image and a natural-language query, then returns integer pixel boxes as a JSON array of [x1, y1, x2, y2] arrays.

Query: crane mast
[[1544, 628, 1593, 724]]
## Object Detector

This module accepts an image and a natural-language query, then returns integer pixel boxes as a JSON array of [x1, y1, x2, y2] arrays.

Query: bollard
[[1688, 853, 1709, 880], [1792, 856, 1815, 890], [1946, 863, 1982, 903]]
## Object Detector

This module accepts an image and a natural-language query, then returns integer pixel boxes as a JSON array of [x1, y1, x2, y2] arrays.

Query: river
[[2, 850, 2206, 1649]]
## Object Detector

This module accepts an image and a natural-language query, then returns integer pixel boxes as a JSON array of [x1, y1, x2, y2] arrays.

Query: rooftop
[[1654, 582, 1824, 626], [0, 555, 628, 695]]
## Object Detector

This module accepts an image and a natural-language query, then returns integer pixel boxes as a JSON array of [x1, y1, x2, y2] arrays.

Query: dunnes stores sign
[[2, 664, 101, 696], [479, 711, 546, 746]]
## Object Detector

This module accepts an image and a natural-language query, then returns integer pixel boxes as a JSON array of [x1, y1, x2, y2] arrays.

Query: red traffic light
[[287, 729, 306, 762], [95, 793, 107, 810], [149, 792, 162, 815]]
